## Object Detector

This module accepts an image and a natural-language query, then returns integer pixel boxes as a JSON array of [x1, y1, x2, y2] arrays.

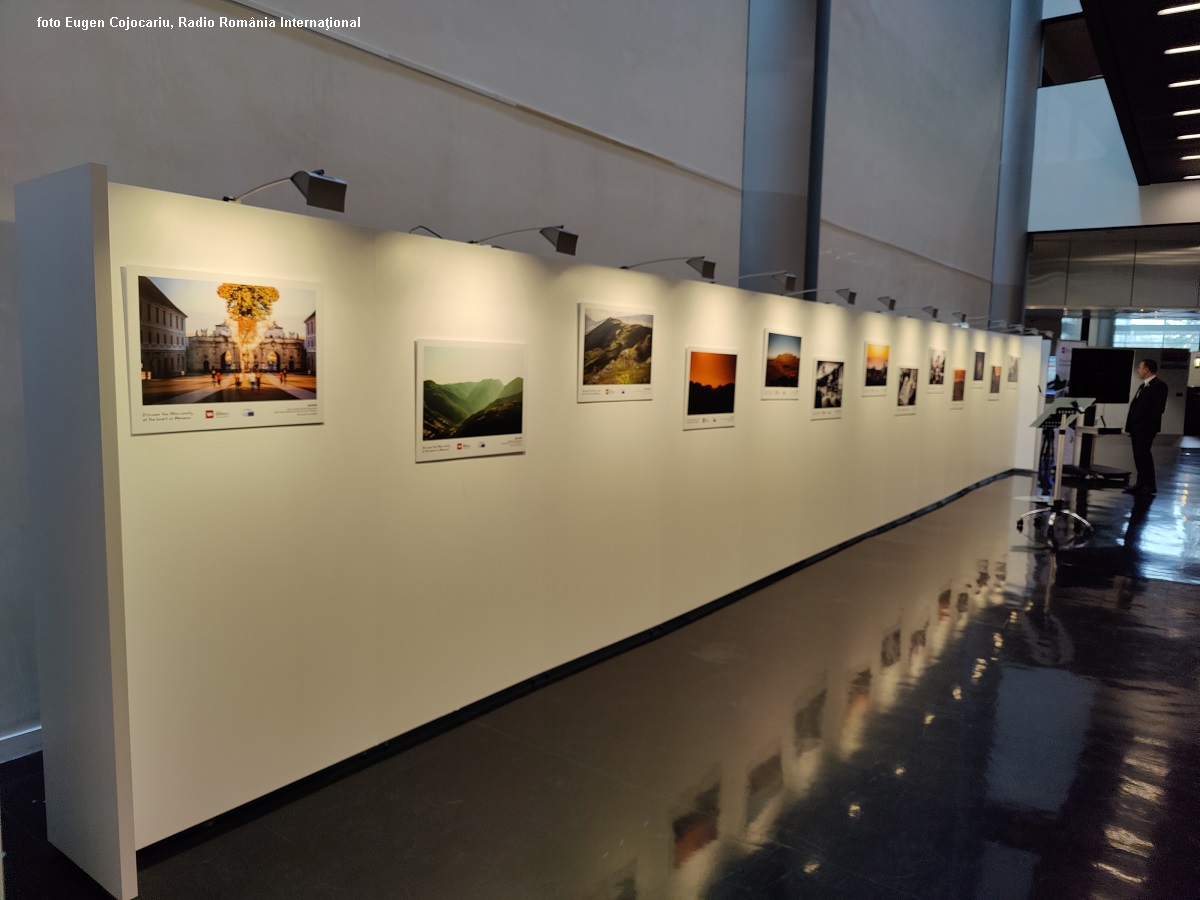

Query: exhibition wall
[[18, 166, 1042, 896]]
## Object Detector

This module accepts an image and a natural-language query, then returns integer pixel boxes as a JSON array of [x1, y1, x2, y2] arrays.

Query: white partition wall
[[19, 167, 1042, 897]]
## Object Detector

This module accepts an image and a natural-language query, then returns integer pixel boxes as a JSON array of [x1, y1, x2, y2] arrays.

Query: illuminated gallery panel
[[577, 303, 654, 402], [416, 339, 525, 461], [123, 267, 321, 435]]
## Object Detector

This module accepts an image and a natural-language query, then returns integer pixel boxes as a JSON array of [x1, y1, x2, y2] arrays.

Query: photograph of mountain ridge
[[581, 308, 653, 385], [417, 341, 525, 459], [423, 375, 523, 440]]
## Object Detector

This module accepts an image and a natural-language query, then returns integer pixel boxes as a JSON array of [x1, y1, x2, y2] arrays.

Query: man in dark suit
[[1123, 358, 1169, 496]]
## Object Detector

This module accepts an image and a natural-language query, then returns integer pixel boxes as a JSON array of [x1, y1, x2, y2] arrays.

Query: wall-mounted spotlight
[[876, 296, 897, 311], [472, 225, 579, 255], [921, 306, 939, 319], [738, 270, 797, 292], [223, 169, 348, 212], [788, 287, 856, 304], [622, 256, 716, 279]]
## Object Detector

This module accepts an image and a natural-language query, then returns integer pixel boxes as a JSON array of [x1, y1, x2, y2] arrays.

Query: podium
[[1016, 397, 1094, 548]]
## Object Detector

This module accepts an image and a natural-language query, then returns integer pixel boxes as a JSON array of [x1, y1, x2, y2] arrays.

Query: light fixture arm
[[622, 257, 693, 269], [621, 256, 715, 279], [471, 225, 578, 255], [223, 177, 290, 204], [409, 225, 445, 238]]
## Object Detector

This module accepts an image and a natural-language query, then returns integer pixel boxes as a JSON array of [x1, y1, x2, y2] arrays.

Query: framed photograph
[[895, 367, 918, 415], [927, 347, 946, 393], [972, 350, 986, 387], [123, 268, 321, 435], [417, 339, 525, 461], [1006, 354, 1019, 387], [950, 368, 966, 408], [684, 348, 737, 430], [989, 364, 1002, 398], [863, 342, 889, 396], [812, 359, 844, 420], [761, 331, 802, 400], [577, 303, 653, 402]]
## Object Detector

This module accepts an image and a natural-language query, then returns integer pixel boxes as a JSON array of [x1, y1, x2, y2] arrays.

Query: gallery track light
[[621, 256, 716, 280], [738, 270, 797, 292], [223, 169, 348, 212], [471, 225, 579, 256], [876, 296, 897, 311]]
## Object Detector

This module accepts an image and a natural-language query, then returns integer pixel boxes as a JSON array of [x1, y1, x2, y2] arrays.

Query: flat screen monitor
[[1067, 348, 1135, 404]]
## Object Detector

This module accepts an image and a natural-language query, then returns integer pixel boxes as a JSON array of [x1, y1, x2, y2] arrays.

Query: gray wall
[[819, 1, 1015, 319], [739, 0, 818, 288]]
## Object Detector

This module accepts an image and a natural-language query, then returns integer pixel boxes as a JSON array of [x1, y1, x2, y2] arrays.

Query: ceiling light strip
[[1167, 45, 1200, 54], [1178, 133, 1200, 139], [1174, 109, 1200, 116], [1160, 3, 1200, 14], [1186, 175, 1200, 180], [1171, 79, 1200, 87]]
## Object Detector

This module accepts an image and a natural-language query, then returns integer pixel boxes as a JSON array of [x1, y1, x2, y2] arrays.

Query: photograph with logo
[[417, 339, 525, 461], [927, 347, 946, 393], [761, 331, 802, 399], [862, 342, 889, 397], [812, 359, 844, 420], [951, 368, 966, 407], [896, 367, 918, 415], [124, 268, 321, 435], [577, 303, 654, 402], [684, 347, 737, 430]]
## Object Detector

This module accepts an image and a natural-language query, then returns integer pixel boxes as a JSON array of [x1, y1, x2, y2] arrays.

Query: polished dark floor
[[3, 444, 1199, 899]]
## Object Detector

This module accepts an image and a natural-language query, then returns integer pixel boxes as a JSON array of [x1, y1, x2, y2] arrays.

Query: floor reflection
[[3, 452, 1199, 899]]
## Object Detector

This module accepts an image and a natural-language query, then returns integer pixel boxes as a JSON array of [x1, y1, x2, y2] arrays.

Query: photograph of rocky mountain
[[417, 340, 525, 461], [762, 331, 801, 398], [952, 368, 966, 403], [974, 351, 986, 381], [580, 306, 653, 390], [989, 365, 1002, 396]]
